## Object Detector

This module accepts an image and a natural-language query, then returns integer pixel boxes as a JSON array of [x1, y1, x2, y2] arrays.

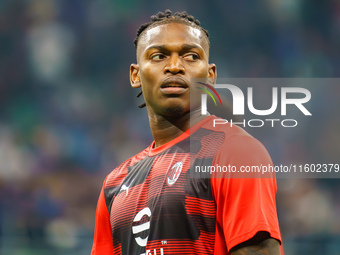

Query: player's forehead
[[137, 22, 209, 56]]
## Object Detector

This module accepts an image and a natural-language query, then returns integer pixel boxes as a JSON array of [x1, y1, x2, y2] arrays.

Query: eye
[[151, 53, 166, 61], [183, 53, 200, 61]]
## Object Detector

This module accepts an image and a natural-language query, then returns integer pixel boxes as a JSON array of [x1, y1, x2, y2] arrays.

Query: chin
[[161, 105, 187, 117]]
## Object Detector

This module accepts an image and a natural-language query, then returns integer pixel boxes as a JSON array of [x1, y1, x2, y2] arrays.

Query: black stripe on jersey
[[104, 156, 155, 213]]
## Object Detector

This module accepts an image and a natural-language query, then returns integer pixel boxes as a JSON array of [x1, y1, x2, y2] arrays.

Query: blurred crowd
[[0, 0, 339, 254]]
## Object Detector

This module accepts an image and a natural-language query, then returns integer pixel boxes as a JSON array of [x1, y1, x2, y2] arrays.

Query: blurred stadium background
[[0, 0, 339, 254]]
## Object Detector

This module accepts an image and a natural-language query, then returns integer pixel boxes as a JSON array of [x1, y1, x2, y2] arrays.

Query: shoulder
[[104, 145, 150, 189], [198, 116, 274, 179], [199, 115, 257, 143], [200, 115, 270, 160]]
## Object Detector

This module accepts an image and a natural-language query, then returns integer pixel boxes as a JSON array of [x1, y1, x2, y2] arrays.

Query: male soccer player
[[92, 10, 282, 255]]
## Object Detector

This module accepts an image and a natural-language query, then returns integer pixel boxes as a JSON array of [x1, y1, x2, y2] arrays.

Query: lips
[[160, 77, 188, 95], [161, 77, 188, 88]]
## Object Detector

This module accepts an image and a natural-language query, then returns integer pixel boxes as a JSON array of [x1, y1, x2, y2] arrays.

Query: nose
[[164, 54, 185, 74]]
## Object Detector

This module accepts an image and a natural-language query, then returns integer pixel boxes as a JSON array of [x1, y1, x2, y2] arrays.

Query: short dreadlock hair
[[134, 10, 210, 108], [134, 9, 210, 49]]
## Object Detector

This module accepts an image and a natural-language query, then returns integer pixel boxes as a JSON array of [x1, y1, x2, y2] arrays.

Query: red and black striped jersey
[[92, 116, 282, 255]]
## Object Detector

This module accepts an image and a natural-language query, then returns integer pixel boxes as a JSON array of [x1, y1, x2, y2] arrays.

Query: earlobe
[[130, 64, 141, 88], [208, 63, 217, 85]]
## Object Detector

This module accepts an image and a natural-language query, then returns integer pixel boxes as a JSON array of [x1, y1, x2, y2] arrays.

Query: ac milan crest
[[167, 162, 183, 186]]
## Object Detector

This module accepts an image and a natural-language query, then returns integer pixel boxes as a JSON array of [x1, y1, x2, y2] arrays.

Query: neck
[[147, 108, 205, 148]]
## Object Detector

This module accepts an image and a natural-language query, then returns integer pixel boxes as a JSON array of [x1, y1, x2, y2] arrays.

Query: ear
[[208, 63, 217, 85], [130, 64, 141, 88]]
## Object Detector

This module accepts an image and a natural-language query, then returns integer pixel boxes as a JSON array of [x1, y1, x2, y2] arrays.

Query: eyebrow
[[145, 44, 203, 52]]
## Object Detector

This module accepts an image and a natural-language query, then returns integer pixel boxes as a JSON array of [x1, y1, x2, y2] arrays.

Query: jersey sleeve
[[91, 179, 114, 255], [211, 134, 282, 252]]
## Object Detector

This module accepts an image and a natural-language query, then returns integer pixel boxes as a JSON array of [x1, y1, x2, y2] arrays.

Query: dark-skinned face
[[130, 22, 216, 117]]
